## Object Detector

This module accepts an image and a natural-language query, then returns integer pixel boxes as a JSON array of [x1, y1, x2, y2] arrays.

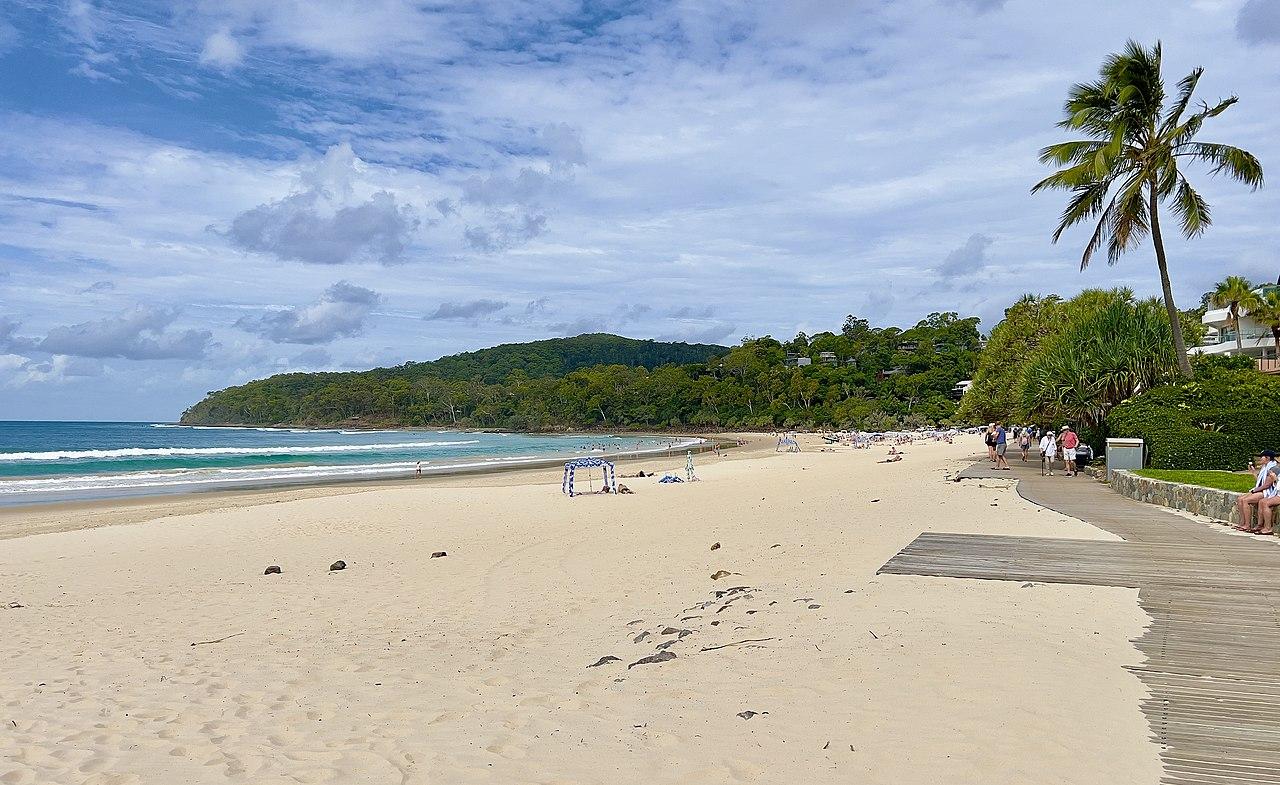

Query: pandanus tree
[[1033, 40, 1264, 378], [1019, 296, 1180, 431], [1209, 275, 1259, 352]]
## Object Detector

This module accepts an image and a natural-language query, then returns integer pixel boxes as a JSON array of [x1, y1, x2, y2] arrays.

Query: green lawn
[[1133, 469, 1256, 493]]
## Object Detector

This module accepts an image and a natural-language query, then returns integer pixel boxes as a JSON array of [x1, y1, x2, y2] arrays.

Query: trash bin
[[1105, 437, 1144, 480]]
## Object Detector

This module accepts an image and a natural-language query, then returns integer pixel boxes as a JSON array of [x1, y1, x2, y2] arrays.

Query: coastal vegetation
[[1034, 40, 1263, 377], [1106, 365, 1280, 470], [1132, 469, 1254, 494], [181, 315, 981, 430], [956, 286, 1198, 429]]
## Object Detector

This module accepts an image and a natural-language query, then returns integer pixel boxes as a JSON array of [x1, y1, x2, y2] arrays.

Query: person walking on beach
[[1018, 429, 1031, 462], [984, 424, 997, 464], [1038, 429, 1057, 476], [1060, 426, 1079, 476], [993, 422, 1010, 470], [415, 461, 422, 477]]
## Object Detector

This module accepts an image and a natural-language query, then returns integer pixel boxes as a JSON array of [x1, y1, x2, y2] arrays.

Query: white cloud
[[937, 234, 995, 278], [236, 281, 381, 344], [39, 305, 212, 360], [1238, 0, 1280, 45], [0, 353, 103, 386], [224, 144, 419, 264], [199, 28, 243, 70], [424, 299, 509, 321]]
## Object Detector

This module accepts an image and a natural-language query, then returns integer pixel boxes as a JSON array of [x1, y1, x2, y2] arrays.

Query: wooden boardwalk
[[883, 454, 1280, 785]]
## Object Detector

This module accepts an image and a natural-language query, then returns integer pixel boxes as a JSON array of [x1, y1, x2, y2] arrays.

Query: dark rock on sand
[[263, 565, 282, 575], [329, 560, 347, 572], [628, 651, 676, 669], [588, 656, 621, 668], [737, 710, 767, 720], [633, 630, 651, 643], [808, 604, 821, 609], [710, 542, 721, 551], [431, 551, 447, 558], [710, 570, 731, 580]]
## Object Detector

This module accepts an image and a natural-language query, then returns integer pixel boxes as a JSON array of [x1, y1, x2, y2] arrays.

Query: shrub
[[1105, 369, 1280, 469]]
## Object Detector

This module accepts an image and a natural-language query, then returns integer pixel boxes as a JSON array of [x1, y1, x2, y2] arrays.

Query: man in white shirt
[[1038, 430, 1057, 476], [1235, 450, 1278, 533]]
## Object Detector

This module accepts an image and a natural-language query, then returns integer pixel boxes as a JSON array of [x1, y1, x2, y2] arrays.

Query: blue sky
[[1, 0, 1278, 420]]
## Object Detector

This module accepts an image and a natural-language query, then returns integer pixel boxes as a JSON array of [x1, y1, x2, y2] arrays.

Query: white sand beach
[[0, 436, 1161, 784]]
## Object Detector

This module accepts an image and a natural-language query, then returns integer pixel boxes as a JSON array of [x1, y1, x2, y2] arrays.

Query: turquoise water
[[0, 422, 697, 505]]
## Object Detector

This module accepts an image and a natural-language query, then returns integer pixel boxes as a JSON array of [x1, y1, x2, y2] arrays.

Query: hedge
[[1104, 369, 1280, 470]]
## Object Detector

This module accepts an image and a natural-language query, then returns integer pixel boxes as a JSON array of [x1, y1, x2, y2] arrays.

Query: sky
[[0, 0, 1278, 421]]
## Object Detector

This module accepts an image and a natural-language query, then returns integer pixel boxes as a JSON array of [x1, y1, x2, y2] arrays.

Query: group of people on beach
[[1236, 449, 1280, 535], [984, 422, 1082, 476]]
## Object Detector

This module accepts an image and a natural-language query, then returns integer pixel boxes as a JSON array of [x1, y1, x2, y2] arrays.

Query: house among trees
[[1192, 282, 1280, 373]]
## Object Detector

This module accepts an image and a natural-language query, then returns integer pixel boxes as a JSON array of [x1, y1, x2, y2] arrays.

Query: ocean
[[0, 421, 700, 506]]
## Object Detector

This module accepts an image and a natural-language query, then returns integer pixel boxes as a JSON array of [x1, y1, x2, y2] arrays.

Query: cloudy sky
[[1, 0, 1277, 420]]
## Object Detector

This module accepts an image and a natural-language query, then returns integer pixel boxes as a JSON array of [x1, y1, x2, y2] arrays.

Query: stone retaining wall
[[1109, 469, 1240, 525]]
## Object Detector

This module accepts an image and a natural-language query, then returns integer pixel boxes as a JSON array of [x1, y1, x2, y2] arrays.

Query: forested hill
[[383, 333, 729, 383], [181, 334, 729, 426], [180, 315, 981, 431]]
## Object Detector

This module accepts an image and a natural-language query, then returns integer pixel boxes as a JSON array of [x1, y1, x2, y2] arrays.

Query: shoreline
[[0, 433, 766, 541]]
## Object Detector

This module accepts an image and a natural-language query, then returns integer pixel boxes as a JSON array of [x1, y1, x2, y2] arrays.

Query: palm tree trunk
[[1232, 309, 1244, 352], [1150, 184, 1194, 378]]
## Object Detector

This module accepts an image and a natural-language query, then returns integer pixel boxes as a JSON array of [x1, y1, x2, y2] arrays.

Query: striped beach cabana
[[562, 457, 617, 497]]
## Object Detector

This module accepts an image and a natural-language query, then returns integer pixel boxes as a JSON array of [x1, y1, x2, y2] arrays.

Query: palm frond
[[1176, 141, 1265, 189], [1172, 176, 1211, 237], [1052, 179, 1111, 244], [1032, 159, 1106, 192], [1161, 66, 1203, 133], [1037, 140, 1107, 166], [1078, 193, 1118, 270], [1106, 177, 1150, 265]]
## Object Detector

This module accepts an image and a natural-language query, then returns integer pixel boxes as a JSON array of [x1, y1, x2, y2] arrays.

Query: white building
[[1192, 288, 1279, 367]]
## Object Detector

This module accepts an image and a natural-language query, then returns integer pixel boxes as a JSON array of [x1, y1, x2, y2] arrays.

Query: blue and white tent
[[562, 457, 617, 497]]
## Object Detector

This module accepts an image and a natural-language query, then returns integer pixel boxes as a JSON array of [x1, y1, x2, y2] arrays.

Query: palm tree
[[1209, 275, 1259, 352], [1248, 290, 1280, 357], [1033, 40, 1264, 378]]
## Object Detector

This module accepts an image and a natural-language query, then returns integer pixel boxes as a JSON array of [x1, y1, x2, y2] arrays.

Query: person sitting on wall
[[1256, 463, 1280, 536], [1235, 450, 1279, 533]]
